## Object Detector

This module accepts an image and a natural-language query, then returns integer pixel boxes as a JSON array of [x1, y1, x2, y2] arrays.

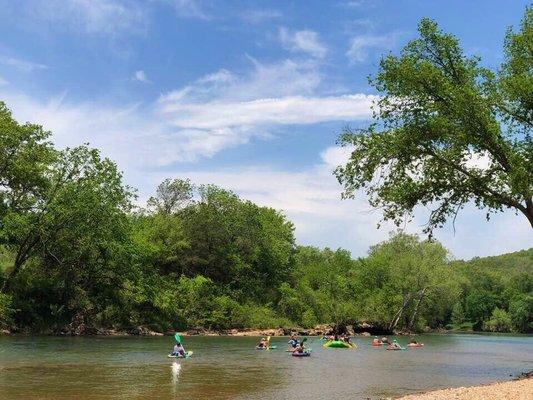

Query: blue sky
[[0, 0, 530, 259]]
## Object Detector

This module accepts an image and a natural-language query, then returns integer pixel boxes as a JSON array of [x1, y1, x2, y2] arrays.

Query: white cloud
[[159, 58, 367, 120], [464, 150, 491, 170], [0, 54, 374, 167], [346, 34, 397, 64], [279, 28, 328, 59], [155, 58, 374, 160], [320, 145, 354, 170], [0, 76, 8, 85], [158, 94, 375, 130], [31, 0, 147, 36], [133, 70, 150, 83], [0, 57, 47, 72]]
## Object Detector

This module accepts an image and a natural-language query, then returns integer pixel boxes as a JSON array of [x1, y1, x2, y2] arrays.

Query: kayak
[[323, 340, 355, 349], [407, 343, 424, 348], [292, 350, 311, 357], [168, 351, 193, 358], [255, 345, 277, 350], [386, 346, 405, 351]]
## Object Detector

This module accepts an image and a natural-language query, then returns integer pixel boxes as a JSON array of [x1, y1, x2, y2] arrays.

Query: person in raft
[[257, 337, 269, 349], [340, 334, 351, 344], [294, 340, 306, 354], [372, 337, 381, 345], [409, 338, 420, 345], [171, 341, 186, 357], [288, 335, 299, 350], [389, 339, 402, 349], [381, 337, 390, 344]]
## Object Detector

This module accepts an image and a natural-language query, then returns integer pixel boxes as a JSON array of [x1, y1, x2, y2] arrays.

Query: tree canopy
[[335, 8, 533, 233]]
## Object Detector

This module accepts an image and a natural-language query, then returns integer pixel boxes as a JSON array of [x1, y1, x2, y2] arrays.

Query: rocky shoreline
[[393, 374, 532, 400], [1, 322, 397, 337]]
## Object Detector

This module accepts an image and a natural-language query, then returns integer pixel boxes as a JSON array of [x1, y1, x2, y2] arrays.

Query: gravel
[[395, 377, 532, 400]]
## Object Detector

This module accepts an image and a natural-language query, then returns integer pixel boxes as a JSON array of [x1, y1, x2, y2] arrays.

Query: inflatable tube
[[323, 340, 354, 349], [371, 342, 384, 347], [386, 346, 405, 351], [292, 351, 311, 357], [407, 343, 424, 348]]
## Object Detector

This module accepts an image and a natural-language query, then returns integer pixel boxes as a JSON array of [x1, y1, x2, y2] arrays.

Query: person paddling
[[257, 337, 269, 349], [171, 341, 186, 357], [288, 334, 299, 350], [294, 338, 307, 354], [389, 339, 402, 349]]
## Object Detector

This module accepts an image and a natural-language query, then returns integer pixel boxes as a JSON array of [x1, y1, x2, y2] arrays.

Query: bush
[[0, 293, 13, 329], [239, 304, 293, 329], [483, 308, 513, 332], [508, 295, 533, 333]]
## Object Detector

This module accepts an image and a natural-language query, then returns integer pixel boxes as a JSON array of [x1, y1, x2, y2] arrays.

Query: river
[[0, 334, 531, 399]]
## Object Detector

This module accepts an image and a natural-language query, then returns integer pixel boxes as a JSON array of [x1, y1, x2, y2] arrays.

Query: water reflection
[[171, 362, 181, 395]]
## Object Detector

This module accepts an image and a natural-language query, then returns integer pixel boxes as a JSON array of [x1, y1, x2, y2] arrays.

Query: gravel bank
[[396, 377, 532, 400]]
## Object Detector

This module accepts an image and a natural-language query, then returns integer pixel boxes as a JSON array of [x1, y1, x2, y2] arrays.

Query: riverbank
[[395, 374, 532, 400]]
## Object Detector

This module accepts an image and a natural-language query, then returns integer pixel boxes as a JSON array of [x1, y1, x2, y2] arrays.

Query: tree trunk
[[389, 293, 412, 332], [407, 287, 428, 332], [524, 199, 533, 228]]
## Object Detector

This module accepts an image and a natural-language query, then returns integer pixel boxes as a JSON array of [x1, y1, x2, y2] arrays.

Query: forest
[[0, 100, 531, 335]]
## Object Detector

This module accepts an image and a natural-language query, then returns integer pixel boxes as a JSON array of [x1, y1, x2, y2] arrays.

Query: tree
[[335, 9, 533, 233], [1, 145, 134, 294], [363, 233, 453, 332], [147, 178, 194, 215]]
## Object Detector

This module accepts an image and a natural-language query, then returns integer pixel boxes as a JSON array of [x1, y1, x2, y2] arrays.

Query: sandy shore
[[396, 377, 532, 400]]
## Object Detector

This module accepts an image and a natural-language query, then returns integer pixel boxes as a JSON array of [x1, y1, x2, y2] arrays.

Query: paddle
[[266, 336, 271, 350]]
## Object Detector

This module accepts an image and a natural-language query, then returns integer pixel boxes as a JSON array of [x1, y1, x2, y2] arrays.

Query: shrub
[[483, 308, 512, 332]]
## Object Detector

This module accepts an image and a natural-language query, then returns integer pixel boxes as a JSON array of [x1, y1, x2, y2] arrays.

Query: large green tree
[[335, 9, 532, 233], [0, 103, 134, 294]]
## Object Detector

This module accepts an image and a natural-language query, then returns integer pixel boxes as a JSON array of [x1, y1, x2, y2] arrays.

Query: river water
[[0, 334, 531, 399]]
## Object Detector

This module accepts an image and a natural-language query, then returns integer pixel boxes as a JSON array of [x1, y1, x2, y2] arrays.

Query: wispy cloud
[[1, 57, 374, 166], [346, 34, 398, 64], [279, 28, 328, 59], [30, 0, 147, 36], [133, 70, 150, 83], [157, 58, 374, 161], [0, 76, 8, 85], [0, 56, 47, 72]]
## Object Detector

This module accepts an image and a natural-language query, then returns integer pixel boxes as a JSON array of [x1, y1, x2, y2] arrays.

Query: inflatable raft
[[292, 350, 311, 357], [323, 340, 355, 349]]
